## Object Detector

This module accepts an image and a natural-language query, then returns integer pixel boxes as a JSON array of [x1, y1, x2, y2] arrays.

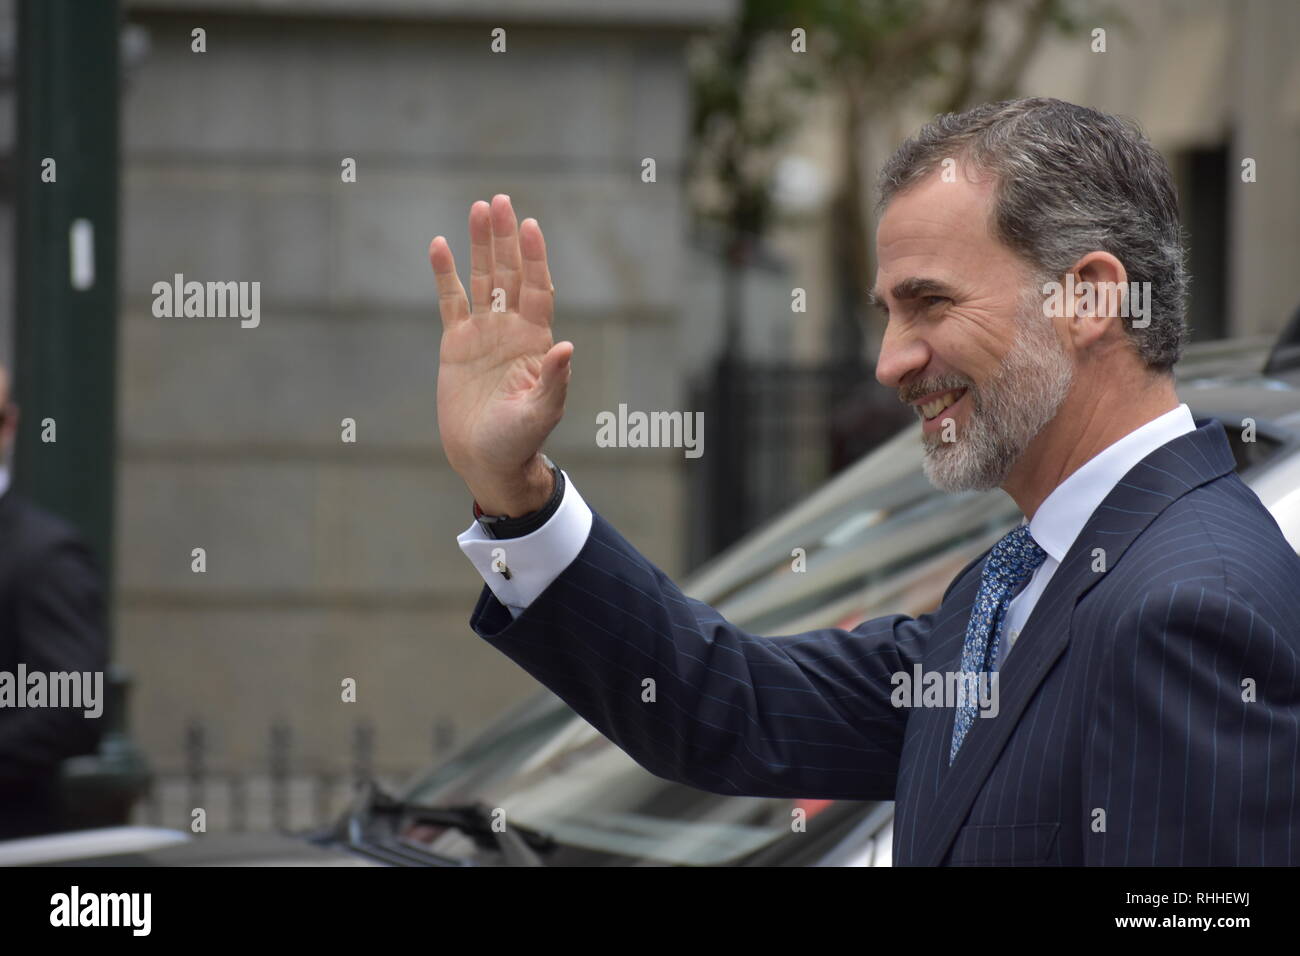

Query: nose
[[875, 319, 931, 391]]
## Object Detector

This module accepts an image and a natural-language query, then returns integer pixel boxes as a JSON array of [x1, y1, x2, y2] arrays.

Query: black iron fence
[[688, 357, 913, 566], [136, 716, 458, 833]]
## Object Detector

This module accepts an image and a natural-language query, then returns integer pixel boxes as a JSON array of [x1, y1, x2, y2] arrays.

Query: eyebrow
[[867, 277, 958, 311]]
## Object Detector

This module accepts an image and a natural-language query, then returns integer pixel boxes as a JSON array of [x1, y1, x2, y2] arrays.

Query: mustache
[[898, 376, 974, 406]]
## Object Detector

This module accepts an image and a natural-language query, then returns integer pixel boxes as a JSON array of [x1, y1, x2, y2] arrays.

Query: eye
[[923, 295, 949, 308]]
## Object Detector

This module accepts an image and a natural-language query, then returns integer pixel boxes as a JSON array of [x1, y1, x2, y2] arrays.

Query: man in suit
[[0, 363, 108, 838], [428, 98, 1300, 864]]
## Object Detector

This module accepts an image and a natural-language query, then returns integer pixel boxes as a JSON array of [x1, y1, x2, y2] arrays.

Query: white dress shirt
[[459, 404, 1197, 640], [996, 402, 1195, 667]]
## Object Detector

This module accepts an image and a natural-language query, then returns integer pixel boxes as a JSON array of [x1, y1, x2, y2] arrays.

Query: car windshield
[[399, 429, 1020, 865]]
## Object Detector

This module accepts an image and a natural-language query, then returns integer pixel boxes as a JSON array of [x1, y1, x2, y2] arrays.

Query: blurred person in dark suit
[[0, 363, 107, 839]]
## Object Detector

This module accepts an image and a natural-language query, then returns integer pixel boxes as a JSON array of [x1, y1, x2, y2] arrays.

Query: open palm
[[430, 195, 573, 507]]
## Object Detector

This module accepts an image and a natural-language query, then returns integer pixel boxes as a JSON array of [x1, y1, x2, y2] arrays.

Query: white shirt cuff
[[457, 469, 593, 618]]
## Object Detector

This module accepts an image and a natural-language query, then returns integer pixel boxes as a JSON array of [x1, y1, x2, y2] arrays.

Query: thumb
[[537, 341, 574, 400]]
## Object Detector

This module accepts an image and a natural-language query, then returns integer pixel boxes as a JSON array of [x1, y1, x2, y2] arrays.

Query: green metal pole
[[15, 0, 144, 827], [14, 0, 120, 599]]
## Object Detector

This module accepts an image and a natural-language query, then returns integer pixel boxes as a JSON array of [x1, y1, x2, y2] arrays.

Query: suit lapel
[[912, 418, 1237, 865]]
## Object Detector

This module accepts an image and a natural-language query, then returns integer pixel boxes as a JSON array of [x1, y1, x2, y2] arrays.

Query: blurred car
[[7, 323, 1300, 866]]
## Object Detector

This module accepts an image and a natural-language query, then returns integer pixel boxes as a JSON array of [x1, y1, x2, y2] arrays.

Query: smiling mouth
[[918, 388, 968, 420]]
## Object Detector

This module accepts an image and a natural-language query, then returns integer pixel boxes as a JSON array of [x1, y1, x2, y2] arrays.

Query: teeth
[[920, 390, 962, 419]]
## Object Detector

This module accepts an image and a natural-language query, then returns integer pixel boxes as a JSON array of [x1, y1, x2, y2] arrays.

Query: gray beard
[[921, 297, 1074, 493]]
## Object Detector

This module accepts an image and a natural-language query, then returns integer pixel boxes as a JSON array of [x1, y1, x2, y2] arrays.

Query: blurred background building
[[1, 0, 1296, 830]]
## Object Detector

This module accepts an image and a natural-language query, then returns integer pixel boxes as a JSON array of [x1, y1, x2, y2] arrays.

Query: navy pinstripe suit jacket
[[470, 419, 1300, 865]]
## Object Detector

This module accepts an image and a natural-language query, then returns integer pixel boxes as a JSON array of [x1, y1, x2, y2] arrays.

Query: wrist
[[474, 456, 564, 539], [468, 454, 555, 517]]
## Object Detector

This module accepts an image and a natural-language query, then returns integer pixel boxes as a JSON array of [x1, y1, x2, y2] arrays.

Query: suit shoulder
[[1124, 473, 1300, 628], [0, 494, 92, 569]]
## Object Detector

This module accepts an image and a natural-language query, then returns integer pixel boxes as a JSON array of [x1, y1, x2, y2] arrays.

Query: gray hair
[[876, 97, 1188, 371]]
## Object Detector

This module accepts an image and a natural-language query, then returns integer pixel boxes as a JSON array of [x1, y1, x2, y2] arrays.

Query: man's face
[[872, 170, 1074, 492]]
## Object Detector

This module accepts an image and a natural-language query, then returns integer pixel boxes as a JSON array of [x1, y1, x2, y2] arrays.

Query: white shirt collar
[[1027, 403, 1197, 562], [0, 464, 9, 500]]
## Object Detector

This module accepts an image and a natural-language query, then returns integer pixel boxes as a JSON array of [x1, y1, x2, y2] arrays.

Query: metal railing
[[133, 717, 458, 833], [688, 356, 913, 566]]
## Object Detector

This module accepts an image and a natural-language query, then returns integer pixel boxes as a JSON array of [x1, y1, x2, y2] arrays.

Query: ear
[[1064, 251, 1129, 351]]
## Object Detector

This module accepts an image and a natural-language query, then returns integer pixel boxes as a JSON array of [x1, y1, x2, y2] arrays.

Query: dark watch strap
[[473, 455, 564, 539]]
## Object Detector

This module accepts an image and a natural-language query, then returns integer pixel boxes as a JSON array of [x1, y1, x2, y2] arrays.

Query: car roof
[[1176, 340, 1300, 437]]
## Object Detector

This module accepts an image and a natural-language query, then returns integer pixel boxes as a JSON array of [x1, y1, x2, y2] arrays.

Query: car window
[[402, 697, 842, 865], [689, 428, 1020, 633]]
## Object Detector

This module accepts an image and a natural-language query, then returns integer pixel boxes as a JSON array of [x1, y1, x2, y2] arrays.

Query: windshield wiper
[[342, 780, 555, 866], [403, 801, 556, 867]]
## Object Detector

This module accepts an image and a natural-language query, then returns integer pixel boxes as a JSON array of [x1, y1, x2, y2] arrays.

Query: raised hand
[[430, 195, 573, 516]]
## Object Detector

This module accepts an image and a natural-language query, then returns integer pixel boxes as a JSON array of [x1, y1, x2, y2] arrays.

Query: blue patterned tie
[[949, 523, 1046, 764]]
